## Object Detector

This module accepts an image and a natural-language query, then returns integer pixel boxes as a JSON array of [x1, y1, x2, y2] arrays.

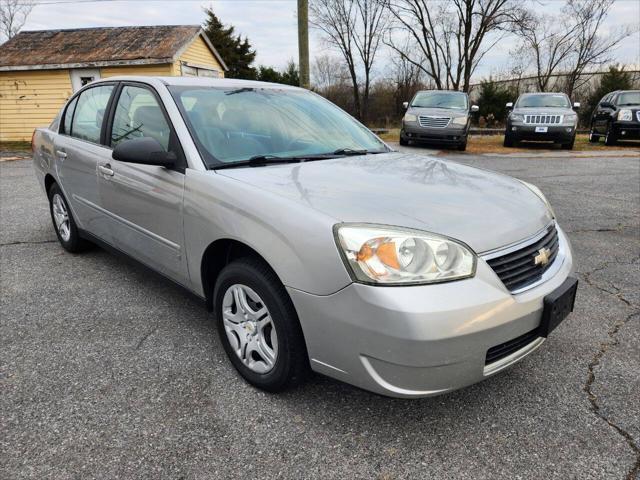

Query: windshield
[[169, 86, 387, 167], [411, 91, 468, 110], [516, 94, 570, 108], [616, 91, 640, 106]]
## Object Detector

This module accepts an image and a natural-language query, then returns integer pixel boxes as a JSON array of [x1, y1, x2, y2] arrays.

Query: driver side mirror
[[505, 102, 513, 110], [470, 105, 479, 113], [112, 137, 176, 167], [402, 101, 409, 109], [573, 102, 581, 110]]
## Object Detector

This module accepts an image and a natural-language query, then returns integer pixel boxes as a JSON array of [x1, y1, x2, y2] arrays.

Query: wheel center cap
[[244, 321, 257, 334]]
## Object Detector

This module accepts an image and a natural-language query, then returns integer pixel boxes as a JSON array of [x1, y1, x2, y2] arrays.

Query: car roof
[[91, 75, 302, 91]]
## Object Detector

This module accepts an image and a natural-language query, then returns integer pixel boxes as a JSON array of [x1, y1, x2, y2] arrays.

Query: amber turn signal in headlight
[[335, 224, 476, 285]]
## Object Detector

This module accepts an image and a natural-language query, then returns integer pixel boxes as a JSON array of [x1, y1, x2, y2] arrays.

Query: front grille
[[524, 114, 562, 125], [418, 116, 451, 128], [486, 224, 559, 292], [485, 328, 539, 365]]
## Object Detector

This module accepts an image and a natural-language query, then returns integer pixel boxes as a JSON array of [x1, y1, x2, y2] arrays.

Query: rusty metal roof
[[0, 25, 225, 71]]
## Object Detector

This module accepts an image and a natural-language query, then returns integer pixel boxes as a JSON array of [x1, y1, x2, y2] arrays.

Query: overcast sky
[[22, 0, 640, 81]]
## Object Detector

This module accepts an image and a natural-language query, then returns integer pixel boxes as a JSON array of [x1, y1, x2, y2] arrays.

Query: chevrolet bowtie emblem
[[534, 247, 551, 266]]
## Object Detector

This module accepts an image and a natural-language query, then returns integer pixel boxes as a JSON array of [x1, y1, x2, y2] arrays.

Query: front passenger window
[[111, 86, 171, 151], [71, 85, 114, 143]]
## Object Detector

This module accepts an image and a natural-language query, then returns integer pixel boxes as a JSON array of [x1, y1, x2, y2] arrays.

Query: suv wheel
[[503, 132, 514, 147], [457, 139, 467, 151], [561, 137, 575, 150], [213, 257, 309, 392], [604, 123, 617, 146], [399, 136, 409, 146], [588, 123, 599, 143], [48, 183, 91, 253]]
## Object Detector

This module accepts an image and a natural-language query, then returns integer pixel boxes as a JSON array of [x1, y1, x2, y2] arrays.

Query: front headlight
[[403, 113, 417, 122], [509, 113, 524, 122], [519, 181, 555, 218], [334, 224, 476, 285], [618, 109, 632, 121], [452, 116, 468, 126], [564, 113, 577, 124]]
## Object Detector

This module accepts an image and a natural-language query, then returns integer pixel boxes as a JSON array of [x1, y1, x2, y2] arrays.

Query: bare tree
[[382, 0, 523, 92], [513, 11, 580, 91], [561, 0, 636, 97], [0, 0, 33, 43], [310, 0, 387, 122]]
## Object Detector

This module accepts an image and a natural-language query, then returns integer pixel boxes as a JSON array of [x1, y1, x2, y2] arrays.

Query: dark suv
[[504, 93, 579, 149], [589, 90, 640, 145]]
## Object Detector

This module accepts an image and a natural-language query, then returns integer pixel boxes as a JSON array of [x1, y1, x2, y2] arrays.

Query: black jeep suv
[[589, 90, 640, 145]]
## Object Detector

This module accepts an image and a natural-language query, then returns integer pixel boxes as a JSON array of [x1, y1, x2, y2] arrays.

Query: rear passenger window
[[71, 85, 114, 143], [62, 96, 78, 135], [110, 86, 171, 151]]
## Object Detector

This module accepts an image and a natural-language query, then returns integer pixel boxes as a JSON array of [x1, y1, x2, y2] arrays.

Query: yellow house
[[0, 25, 228, 142]]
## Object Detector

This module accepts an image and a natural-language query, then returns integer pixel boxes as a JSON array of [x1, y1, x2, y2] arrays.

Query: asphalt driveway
[[1, 151, 638, 479]]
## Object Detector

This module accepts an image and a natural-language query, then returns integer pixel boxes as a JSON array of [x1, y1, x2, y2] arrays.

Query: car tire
[[588, 124, 599, 143], [561, 137, 575, 150], [457, 139, 467, 151], [48, 183, 91, 253], [503, 132, 514, 147], [604, 123, 617, 146], [213, 257, 309, 392], [399, 136, 409, 146]]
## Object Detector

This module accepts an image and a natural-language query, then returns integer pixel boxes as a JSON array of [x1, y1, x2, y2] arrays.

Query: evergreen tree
[[476, 78, 518, 126], [202, 8, 256, 79]]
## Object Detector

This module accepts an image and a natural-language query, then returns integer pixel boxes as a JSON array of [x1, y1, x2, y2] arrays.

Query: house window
[[181, 63, 220, 78]]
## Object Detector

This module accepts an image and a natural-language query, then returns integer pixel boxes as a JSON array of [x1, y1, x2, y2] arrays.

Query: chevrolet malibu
[[32, 77, 578, 398]]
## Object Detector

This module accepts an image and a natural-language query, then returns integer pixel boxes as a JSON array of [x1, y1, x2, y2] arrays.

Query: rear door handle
[[98, 164, 114, 176], [56, 150, 67, 158]]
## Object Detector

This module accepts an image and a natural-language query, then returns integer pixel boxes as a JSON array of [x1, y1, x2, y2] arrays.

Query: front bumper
[[612, 121, 640, 140], [508, 124, 575, 142], [401, 122, 467, 145], [288, 226, 574, 398]]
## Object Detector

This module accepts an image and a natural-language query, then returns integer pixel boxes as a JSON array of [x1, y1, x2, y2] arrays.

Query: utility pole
[[297, 0, 310, 89]]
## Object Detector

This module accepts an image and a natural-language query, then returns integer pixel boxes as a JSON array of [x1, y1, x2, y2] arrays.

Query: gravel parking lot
[[1, 150, 638, 479]]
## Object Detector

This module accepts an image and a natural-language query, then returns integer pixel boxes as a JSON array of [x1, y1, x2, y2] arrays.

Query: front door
[[98, 83, 188, 284]]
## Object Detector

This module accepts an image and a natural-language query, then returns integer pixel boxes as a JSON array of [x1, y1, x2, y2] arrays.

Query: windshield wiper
[[213, 155, 302, 170], [332, 148, 370, 156], [618, 103, 639, 106]]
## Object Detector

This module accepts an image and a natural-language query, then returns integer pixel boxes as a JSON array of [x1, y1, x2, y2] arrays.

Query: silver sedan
[[32, 76, 577, 398]]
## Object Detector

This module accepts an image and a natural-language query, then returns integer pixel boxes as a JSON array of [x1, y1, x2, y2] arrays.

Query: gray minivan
[[400, 90, 478, 151]]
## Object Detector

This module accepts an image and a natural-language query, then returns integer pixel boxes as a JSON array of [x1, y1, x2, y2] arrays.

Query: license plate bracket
[[540, 277, 578, 337], [535, 126, 548, 133]]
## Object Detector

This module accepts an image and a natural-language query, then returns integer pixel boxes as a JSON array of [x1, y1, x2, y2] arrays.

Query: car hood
[[512, 107, 575, 115], [408, 107, 468, 118], [217, 152, 552, 253]]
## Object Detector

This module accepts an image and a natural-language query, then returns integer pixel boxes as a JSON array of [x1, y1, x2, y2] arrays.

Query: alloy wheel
[[52, 193, 71, 242], [221, 284, 278, 374]]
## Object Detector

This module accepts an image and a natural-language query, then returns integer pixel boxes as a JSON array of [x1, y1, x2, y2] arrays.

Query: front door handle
[[56, 150, 67, 158], [98, 164, 114, 176]]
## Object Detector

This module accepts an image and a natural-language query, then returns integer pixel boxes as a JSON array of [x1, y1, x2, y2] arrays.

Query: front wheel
[[561, 137, 575, 150], [588, 123, 599, 143], [213, 257, 309, 392], [503, 132, 514, 147], [457, 139, 467, 151], [48, 183, 90, 253], [604, 123, 617, 146], [399, 136, 409, 146]]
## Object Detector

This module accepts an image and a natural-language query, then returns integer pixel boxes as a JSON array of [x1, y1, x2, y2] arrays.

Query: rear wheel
[[604, 122, 617, 146], [213, 257, 309, 392], [48, 183, 91, 253]]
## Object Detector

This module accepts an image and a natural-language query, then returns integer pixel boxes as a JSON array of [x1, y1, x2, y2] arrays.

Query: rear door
[[98, 82, 188, 284], [54, 83, 117, 243]]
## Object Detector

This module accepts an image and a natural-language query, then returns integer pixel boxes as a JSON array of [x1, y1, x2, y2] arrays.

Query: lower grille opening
[[485, 328, 540, 365]]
